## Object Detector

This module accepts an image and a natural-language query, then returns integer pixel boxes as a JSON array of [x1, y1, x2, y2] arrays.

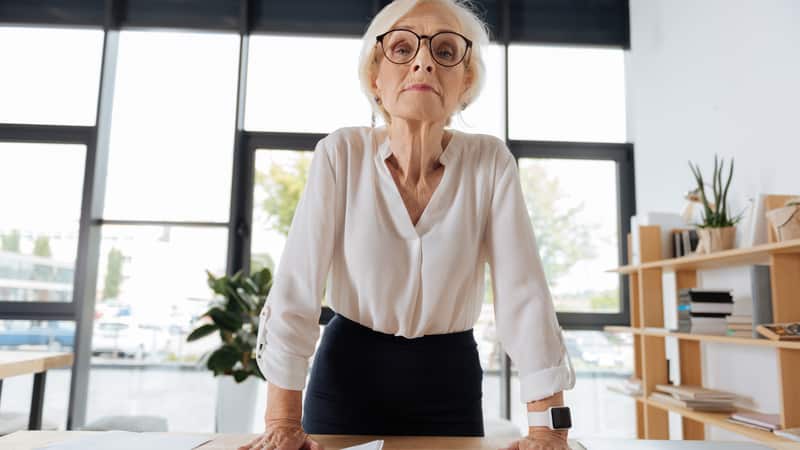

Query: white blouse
[[255, 125, 575, 404]]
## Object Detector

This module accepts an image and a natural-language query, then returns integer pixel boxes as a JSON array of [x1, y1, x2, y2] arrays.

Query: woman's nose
[[413, 40, 434, 72]]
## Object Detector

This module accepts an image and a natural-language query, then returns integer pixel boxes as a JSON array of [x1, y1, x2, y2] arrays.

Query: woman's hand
[[498, 429, 570, 450], [237, 418, 325, 450]]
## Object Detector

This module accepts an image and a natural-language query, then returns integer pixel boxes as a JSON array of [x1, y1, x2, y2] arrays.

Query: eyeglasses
[[376, 28, 472, 68]]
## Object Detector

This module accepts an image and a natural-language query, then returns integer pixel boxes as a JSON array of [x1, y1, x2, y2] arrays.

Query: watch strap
[[527, 409, 551, 427]]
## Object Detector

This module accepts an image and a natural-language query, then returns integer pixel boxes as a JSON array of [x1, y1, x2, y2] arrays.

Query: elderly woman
[[240, 1, 576, 449]]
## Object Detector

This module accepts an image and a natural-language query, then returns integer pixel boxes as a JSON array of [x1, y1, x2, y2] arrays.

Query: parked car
[[0, 321, 74, 351], [91, 318, 161, 358]]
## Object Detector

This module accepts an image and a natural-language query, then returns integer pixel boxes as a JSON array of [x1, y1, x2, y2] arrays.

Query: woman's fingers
[[301, 437, 325, 450], [237, 433, 271, 450], [237, 434, 261, 450], [498, 439, 521, 450]]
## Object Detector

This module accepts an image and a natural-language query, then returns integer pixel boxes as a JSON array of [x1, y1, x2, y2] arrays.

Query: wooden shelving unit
[[604, 226, 800, 443]]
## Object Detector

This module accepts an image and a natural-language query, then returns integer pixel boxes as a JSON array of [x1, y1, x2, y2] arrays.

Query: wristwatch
[[527, 406, 572, 430]]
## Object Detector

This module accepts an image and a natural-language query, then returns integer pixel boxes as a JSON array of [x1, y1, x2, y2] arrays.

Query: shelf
[[603, 326, 638, 334], [603, 326, 800, 349], [607, 237, 800, 273], [644, 397, 792, 444]]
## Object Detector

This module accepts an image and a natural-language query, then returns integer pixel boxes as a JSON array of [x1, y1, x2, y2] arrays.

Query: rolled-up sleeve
[[484, 148, 576, 404], [254, 136, 336, 391]]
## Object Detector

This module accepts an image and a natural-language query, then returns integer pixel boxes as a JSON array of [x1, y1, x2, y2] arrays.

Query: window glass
[[450, 43, 505, 140], [86, 224, 228, 431], [0, 143, 86, 302], [517, 158, 621, 313], [245, 35, 371, 133], [103, 30, 239, 222], [509, 330, 636, 437], [0, 26, 103, 126], [509, 45, 626, 143]]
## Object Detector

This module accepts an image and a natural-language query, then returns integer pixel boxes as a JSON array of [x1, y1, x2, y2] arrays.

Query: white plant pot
[[215, 375, 261, 433]]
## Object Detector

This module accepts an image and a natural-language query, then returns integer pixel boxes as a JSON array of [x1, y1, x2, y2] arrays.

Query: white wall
[[626, 0, 800, 441]]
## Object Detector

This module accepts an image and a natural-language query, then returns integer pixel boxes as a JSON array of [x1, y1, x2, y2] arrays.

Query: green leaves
[[186, 323, 218, 342], [188, 266, 273, 383], [688, 154, 743, 228], [207, 345, 240, 376], [205, 307, 243, 332]]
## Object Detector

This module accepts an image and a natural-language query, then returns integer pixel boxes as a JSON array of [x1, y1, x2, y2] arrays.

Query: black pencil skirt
[[301, 312, 485, 436]]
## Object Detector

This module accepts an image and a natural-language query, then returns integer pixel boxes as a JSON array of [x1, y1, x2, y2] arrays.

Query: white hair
[[357, 0, 491, 127]]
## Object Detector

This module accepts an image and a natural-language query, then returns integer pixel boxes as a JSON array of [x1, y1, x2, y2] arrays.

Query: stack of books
[[727, 411, 782, 432], [651, 384, 737, 412], [677, 288, 734, 335], [726, 314, 754, 337]]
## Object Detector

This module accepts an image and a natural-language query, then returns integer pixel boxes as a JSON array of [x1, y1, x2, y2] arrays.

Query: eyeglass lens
[[382, 30, 467, 66]]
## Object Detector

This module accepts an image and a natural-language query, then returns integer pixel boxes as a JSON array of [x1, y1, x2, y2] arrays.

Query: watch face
[[550, 407, 572, 429]]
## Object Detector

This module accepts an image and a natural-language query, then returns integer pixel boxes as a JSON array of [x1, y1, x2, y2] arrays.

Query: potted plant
[[187, 268, 272, 432], [688, 154, 746, 254]]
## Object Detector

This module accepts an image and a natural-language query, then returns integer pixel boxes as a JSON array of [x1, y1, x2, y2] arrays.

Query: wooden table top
[[3, 432, 800, 450], [0, 431, 566, 449], [0, 351, 74, 379]]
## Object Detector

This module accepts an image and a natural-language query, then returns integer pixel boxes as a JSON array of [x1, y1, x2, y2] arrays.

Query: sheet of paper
[[34, 431, 213, 450], [340, 439, 384, 450]]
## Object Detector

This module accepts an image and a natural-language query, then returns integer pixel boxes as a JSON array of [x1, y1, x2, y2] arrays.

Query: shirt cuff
[[255, 342, 310, 391], [518, 347, 576, 404]]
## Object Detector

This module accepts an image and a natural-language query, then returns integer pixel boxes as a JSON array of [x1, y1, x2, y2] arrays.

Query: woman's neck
[[386, 120, 451, 184]]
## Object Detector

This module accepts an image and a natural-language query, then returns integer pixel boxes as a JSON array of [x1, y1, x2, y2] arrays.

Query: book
[[725, 328, 753, 339], [649, 392, 736, 412], [670, 228, 700, 257], [679, 288, 734, 303], [726, 314, 754, 324], [729, 412, 782, 431], [686, 302, 735, 314], [727, 417, 775, 432], [774, 427, 800, 442], [655, 384, 737, 400]]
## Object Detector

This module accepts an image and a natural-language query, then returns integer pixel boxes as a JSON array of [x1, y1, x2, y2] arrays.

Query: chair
[[0, 412, 59, 436]]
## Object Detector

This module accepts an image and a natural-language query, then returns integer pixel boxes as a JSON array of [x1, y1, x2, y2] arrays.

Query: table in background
[[0, 351, 74, 430], [2, 432, 799, 450]]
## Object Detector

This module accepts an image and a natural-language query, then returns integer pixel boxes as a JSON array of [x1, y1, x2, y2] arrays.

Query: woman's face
[[372, 2, 473, 125]]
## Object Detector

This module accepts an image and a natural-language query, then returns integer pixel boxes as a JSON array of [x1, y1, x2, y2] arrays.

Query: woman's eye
[[437, 49, 454, 59]]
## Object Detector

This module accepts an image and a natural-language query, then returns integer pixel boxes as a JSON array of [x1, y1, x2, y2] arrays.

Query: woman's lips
[[405, 84, 436, 93]]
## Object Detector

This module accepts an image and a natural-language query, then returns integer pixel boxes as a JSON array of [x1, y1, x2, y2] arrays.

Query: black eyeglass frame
[[375, 28, 473, 68]]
